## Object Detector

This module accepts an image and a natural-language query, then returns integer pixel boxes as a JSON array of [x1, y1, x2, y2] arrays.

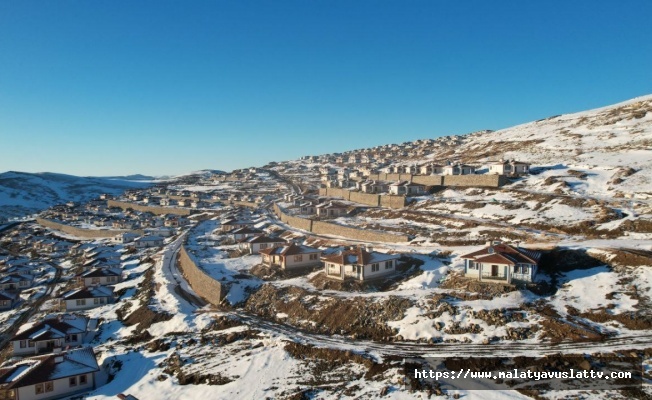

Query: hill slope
[[0, 171, 152, 220]]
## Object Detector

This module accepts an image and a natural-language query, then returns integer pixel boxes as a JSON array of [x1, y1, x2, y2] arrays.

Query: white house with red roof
[[238, 235, 287, 255], [259, 243, 321, 270], [460, 241, 541, 283], [0, 347, 100, 400], [321, 247, 401, 281]]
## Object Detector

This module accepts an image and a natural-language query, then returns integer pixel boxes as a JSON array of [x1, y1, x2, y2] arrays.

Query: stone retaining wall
[[177, 246, 225, 305]]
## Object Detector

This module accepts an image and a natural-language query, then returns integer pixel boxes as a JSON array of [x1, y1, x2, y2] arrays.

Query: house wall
[[177, 246, 225, 305], [64, 298, 110, 311], [36, 218, 140, 239], [107, 200, 193, 216], [282, 253, 321, 269], [16, 373, 93, 400], [82, 276, 120, 287], [362, 262, 395, 280], [479, 262, 511, 279]]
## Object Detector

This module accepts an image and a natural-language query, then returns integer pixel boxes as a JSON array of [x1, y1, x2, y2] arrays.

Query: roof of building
[[460, 243, 541, 265], [79, 268, 122, 278], [259, 243, 320, 257], [245, 235, 286, 244], [62, 286, 114, 300], [12, 315, 88, 341], [0, 347, 99, 389], [321, 247, 400, 266], [0, 291, 17, 301], [231, 227, 263, 235], [0, 274, 33, 284]]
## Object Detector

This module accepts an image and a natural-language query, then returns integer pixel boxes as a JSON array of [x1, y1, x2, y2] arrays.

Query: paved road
[[159, 232, 208, 308]]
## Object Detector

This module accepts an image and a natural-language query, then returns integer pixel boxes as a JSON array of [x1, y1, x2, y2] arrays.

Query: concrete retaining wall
[[349, 191, 381, 206], [273, 204, 408, 243], [442, 174, 508, 187], [311, 220, 408, 243], [107, 200, 192, 216], [36, 218, 140, 239], [177, 246, 224, 305], [318, 188, 406, 209]]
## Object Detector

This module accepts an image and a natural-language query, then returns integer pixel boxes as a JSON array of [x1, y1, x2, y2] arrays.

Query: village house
[[419, 164, 445, 175], [322, 247, 400, 281], [239, 235, 287, 255], [77, 268, 122, 287], [489, 159, 530, 176], [359, 180, 389, 194], [159, 198, 177, 207], [0, 291, 18, 311], [315, 202, 349, 218], [0, 347, 100, 400], [259, 243, 322, 270], [145, 227, 173, 237], [230, 227, 264, 241], [388, 181, 426, 196], [442, 163, 476, 175], [177, 199, 191, 207], [111, 232, 139, 244], [460, 241, 541, 284], [220, 219, 255, 232], [61, 286, 115, 311], [299, 201, 317, 215], [133, 236, 164, 249], [0, 274, 34, 292], [10, 314, 93, 357]]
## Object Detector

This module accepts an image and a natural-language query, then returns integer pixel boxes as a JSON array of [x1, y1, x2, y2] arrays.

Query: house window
[[468, 261, 478, 270], [67, 334, 78, 342], [385, 261, 393, 269], [19, 340, 26, 348], [371, 264, 379, 272], [28, 341, 34, 348], [76, 299, 86, 306], [94, 298, 100, 304], [91, 277, 100, 284], [294, 255, 303, 262], [79, 375, 87, 385], [35, 384, 44, 394], [45, 382, 53, 392], [69, 376, 77, 387], [260, 243, 268, 249]]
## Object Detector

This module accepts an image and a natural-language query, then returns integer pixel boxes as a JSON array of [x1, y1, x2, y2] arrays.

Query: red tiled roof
[[460, 243, 540, 265]]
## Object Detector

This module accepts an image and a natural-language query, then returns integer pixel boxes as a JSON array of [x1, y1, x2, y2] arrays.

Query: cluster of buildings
[[0, 209, 171, 399]]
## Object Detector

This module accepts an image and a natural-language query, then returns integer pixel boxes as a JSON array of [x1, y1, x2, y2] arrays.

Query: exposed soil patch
[[244, 284, 412, 340], [439, 272, 517, 299], [250, 264, 320, 281]]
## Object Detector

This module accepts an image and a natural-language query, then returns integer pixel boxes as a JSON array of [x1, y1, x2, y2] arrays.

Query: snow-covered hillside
[[435, 95, 652, 199], [0, 171, 152, 220]]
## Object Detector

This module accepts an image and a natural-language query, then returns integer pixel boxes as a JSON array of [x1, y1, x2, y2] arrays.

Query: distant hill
[[0, 171, 152, 220]]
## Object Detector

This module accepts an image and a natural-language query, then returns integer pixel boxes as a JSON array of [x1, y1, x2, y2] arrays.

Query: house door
[[491, 265, 499, 277]]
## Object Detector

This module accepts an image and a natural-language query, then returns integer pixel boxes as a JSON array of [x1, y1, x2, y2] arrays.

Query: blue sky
[[1, 1, 651, 176]]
